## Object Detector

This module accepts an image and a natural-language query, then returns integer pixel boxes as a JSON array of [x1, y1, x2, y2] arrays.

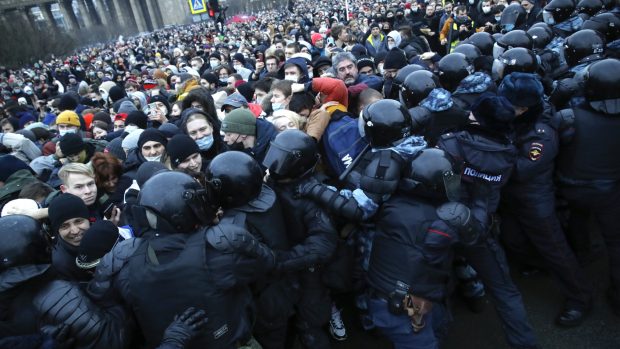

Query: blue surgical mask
[[503, 24, 515, 31], [196, 134, 214, 151], [494, 16, 501, 21], [272, 103, 285, 111]]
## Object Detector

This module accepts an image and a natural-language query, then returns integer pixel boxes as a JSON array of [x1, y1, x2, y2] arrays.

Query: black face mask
[[228, 134, 246, 151]]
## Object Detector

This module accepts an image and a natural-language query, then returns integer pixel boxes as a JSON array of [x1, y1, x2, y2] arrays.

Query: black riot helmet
[[0, 215, 50, 271], [577, 0, 604, 17], [263, 130, 319, 180], [465, 32, 495, 56], [394, 64, 425, 86], [500, 4, 527, 32], [584, 58, 620, 113], [453, 44, 482, 64], [600, 0, 614, 10], [494, 30, 534, 59], [564, 29, 606, 67], [582, 13, 620, 42], [438, 53, 473, 92], [530, 22, 554, 33], [138, 171, 217, 233], [400, 70, 440, 109], [206, 151, 263, 209], [361, 99, 412, 148], [527, 27, 554, 51], [543, 0, 577, 26], [386, 64, 425, 100], [492, 47, 539, 81], [401, 148, 461, 202]]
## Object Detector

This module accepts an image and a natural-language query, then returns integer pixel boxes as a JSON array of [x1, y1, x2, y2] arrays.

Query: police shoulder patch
[[529, 142, 543, 161]]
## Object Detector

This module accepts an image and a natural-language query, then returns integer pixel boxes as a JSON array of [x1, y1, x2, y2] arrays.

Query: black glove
[[436, 202, 481, 244], [160, 307, 208, 348]]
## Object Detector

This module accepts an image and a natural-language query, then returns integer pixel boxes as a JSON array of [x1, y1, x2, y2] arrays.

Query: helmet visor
[[263, 142, 300, 177], [492, 42, 506, 59], [491, 58, 506, 81], [443, 170, 462, 202], [542, 10, 555, 25]]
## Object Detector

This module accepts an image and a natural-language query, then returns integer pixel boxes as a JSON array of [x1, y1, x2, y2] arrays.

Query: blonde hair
[[58, 163, 95, 185], [271, 110, 306, 130]]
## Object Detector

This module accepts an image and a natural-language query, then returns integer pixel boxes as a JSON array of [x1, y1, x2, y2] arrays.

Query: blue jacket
[[364, 34, 387, 58]]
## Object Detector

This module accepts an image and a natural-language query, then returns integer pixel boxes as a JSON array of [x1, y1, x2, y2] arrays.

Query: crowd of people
[[1, 0, 620, 348]]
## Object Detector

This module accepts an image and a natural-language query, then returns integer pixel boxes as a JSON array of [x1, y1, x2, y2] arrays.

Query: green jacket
[[0, 169, 39, 204]]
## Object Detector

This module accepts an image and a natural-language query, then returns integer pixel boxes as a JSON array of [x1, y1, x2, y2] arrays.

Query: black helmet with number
[[500, 3, 527, 32], [577, 0, 603, 18], [0, 215, 50, 271], [584, 59, 620, 113], [138, 171, 217, 233], [206, 151, 263, 209], [401, 148, 461, 202], [361, 99, 412, 148], [494, 30, 533, 58], [543, 0, 577, 26], [438, 53, 473, 92], [453, 44, 482, 64], [400, 70, 440, 109], [263, 130, 319, 180], [564, 29, 606, 67], [527, 27, 554, 51], [492, 47, 538, 81], [582, 13, 620, 42]]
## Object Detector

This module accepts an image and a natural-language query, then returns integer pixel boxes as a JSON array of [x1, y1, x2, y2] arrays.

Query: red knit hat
[[311, 33, 324, 46]]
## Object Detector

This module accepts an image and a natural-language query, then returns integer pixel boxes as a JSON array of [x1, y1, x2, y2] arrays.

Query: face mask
[[234, 64, 243, 71], [124, 125, 138, 133], [405, 9, 411, 15], [495, 16, 501, 21], [196, 134, 214, 151], [13, 89, 21, 94], [457, 15, 468, 22], [58, 129, 77, 137], [469, 0, 475, 3], [145, 154, 162, 162], [543, 11, 555, 25], [412, 6, 419, 12], [378, 64, 384, 75], [272, 102, 285, 111], [251, 40, 258, 45], [210, 60, 220, 67], [503, 24, 515, 31], [482, 6, 491, 14], [228, 141, 246, 151], [285, 75, 299, 82]]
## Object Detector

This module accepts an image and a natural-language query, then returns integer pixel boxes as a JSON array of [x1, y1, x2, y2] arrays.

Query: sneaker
[[329, 307, 347, 341]]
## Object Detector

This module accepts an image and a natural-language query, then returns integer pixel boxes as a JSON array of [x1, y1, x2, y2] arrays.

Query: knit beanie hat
[[357, 56, 376, 71], [233, 53, 247, 66], [236, 83, 255, 104], [55, 111, 81, 127], [221, 109, 257, 135], [125, 110, 148, 129], [76, 220, 118, 269], [108, 85, 126, 103], [311, 33, 324, 46], [122, 129, 144, 151], [383, 48, 408, 70], [48, 193, 89, 234], [0, 155, 30, 182], [18, 113, 36, 130], [158, 123, 181, 138], [118, 100, 138, 115], [167, 134, 200, 168], [149, 94, 171, 114], [498, 72, 544, 107], [105, 137, 126, 161], [58, 94, 79, 111], [93, 111, 112, 124], [138, 128, 168, 150], [59, 133, 85, 157]]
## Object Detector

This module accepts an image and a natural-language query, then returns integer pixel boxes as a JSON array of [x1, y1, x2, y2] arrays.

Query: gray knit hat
[[221, 109, 256, 135]]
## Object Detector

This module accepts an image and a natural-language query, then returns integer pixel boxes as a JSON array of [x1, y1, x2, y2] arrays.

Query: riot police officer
[[437, 94, 539, 348], [556, 59, 620, 316], [263, 130, 338, 348], [498, 72, 593, 327], [367, 148, 481, 348], [87, 171, 275, 349], [207, 151, 293, 349]]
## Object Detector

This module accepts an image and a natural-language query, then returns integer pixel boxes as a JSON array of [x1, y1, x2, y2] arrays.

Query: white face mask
[[58, 129, 77, 137], [387, 43, 396, 49], [124, 125, 138, 134], [145, 154, 162, 162], [234, 64, 243, 71], [256, 97, 264, 104], [272, 102, 285, 111], [482, 6, 491, 14], [308, 71, 314, 79], [100, 90, 109, 102], [285, 75, 299, 82], [210, 60, 220, 67]]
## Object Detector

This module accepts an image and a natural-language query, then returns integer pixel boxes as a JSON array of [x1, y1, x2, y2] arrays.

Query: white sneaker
[[329, 306, 347, 341]]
